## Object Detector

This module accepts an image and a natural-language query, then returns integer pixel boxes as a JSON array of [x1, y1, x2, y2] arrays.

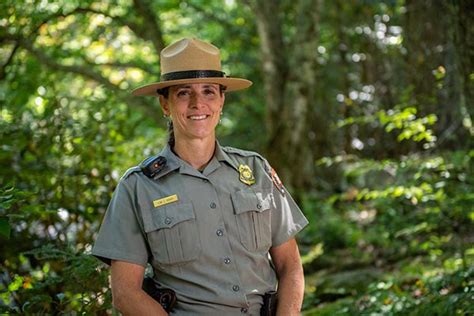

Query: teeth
[[189, 115, 207, 120]]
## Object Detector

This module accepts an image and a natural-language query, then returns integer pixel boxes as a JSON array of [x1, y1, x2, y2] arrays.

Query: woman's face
[[160, 83, 225, 143]]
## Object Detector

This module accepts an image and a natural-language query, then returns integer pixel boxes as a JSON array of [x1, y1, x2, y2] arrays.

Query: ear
[[220, 93, 225, 111], [159, 95, 170, 116]]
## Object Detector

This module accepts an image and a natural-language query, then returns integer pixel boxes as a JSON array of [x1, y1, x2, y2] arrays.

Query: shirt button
[[256, 203, 262, 209], [164, 217, 172, 225], [210, 202, 217, 209], [241, 308, 248, 313], [232, 285, 240, 292], [216, 229, 224, 237], [224, 257, 231, 264]]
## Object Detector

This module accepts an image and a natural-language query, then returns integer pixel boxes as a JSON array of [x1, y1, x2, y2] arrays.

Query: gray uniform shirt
[[92, 142, 308, 315]]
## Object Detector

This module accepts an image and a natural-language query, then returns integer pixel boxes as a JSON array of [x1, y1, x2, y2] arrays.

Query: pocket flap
[[143, 202, 195, 232], [231, 189, 272, 215]]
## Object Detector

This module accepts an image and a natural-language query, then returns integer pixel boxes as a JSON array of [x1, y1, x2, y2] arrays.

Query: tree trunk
[[404, 0, 472, 148], [248, 0, 326, 194], [451, 0, 474, 139]]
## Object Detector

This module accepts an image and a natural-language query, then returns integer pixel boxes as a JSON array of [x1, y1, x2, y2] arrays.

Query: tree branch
[[185, 2, 242, 37], [0, 43, 19, 80], [132, 0, 165, 54], [74, 7, 147, 41], [2, 3, 165, 122], [21, 6, 160, 76], [29, 6, 156, 50], [3, 34, 162, 123], [84, 59, 158, 76], [22, 38, 118, 91]]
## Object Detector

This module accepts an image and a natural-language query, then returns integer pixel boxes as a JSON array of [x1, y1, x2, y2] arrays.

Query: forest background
[[1, 0, 473, 315]]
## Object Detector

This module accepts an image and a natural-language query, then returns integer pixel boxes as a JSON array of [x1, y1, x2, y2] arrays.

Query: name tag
[[153, 194, 178, 208]]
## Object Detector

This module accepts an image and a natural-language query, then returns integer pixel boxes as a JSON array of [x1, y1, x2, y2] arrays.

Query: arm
[[111, 260, 168, 315], [269, 238, 305, 316]]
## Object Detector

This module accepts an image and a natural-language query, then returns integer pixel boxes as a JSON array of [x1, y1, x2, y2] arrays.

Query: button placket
[[206, 183, 246, 303]]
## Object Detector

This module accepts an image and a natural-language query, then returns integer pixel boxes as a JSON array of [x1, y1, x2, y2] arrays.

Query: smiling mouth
[[188, 115, 209, 120]]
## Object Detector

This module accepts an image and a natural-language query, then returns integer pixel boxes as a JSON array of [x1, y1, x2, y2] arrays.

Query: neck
[[173, 137, 216, 170]]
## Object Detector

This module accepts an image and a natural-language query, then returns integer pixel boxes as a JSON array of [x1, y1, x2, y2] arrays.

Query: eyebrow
[[174, 84, 219, 90]]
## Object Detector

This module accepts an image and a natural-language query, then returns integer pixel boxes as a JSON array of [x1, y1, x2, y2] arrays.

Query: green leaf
[[0, 217, 11, 239]]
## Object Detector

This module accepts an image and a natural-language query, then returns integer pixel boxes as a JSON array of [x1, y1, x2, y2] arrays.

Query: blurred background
[[1, 0, 473, 314]]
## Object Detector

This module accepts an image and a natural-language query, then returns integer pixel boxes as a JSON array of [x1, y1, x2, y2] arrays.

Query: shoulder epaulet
[[120, 166, 142, 180], [222, 146, 265, 160]]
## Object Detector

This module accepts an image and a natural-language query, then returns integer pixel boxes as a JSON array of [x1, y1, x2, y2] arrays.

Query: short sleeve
[[265, 162, 309, 247], [92, 177, 149, 266]]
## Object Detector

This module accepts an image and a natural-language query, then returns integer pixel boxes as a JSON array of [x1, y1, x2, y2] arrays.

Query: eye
[[203, 88, 216, 95], [176, 90, 190, 97]]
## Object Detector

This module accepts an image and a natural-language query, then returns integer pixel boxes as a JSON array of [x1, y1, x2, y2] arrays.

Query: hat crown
[[160, 38, 222, 75], [132, 37, 252, 96]]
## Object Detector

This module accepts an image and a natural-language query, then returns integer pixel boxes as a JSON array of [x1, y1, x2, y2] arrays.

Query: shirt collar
[[155, 141, 234, 179], [214, 141, 239, 172]]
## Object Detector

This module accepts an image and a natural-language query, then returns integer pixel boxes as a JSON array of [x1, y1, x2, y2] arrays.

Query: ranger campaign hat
[[132, 38, 253, 96]]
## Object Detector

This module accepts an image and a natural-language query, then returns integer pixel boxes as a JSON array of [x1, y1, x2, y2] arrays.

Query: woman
[[92, 38, 308, 315]]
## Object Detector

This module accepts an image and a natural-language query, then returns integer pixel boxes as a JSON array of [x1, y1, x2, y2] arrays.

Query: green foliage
[[303, 267, 474, 316], [1, 245, 111, 314], [303, 152, 472, 313], [303, 143, 472, 314], [338, 105, 438, 147], [0, 186, 15, 239]]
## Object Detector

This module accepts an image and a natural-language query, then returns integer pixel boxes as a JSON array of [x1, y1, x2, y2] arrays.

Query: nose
[[189, 92, 204, 109]]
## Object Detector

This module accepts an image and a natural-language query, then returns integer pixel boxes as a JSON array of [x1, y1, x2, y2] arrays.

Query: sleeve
[[91, 177, 149, 266], [263, 160, 309, 247]]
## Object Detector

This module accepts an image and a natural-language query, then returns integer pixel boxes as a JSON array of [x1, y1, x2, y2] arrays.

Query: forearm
[[268, 239, 306, 315], [113, 287, 168, 316], [275, 265, 304, 316], [111, 261, 168, 316]]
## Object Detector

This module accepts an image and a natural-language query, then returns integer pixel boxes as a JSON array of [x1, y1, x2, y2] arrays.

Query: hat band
[[161, 70, 225, 81]]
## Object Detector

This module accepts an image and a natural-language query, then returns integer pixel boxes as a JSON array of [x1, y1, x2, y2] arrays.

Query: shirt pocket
[[231, 189, 273, 252], [143, 202, 201, 265]]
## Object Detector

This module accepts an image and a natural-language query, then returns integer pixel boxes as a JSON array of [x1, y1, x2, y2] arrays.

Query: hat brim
[[132, 77, 252, 96]]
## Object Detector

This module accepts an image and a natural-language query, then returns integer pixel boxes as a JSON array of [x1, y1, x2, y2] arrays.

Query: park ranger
[[92, 38, 308, 315]]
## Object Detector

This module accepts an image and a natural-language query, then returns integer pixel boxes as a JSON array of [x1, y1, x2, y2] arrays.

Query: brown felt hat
[[132, 38, 252, 96]]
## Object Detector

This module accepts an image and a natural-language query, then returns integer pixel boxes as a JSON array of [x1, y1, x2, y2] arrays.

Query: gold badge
[[153, 194, 178, 208], [239, 164, 255, 185]]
